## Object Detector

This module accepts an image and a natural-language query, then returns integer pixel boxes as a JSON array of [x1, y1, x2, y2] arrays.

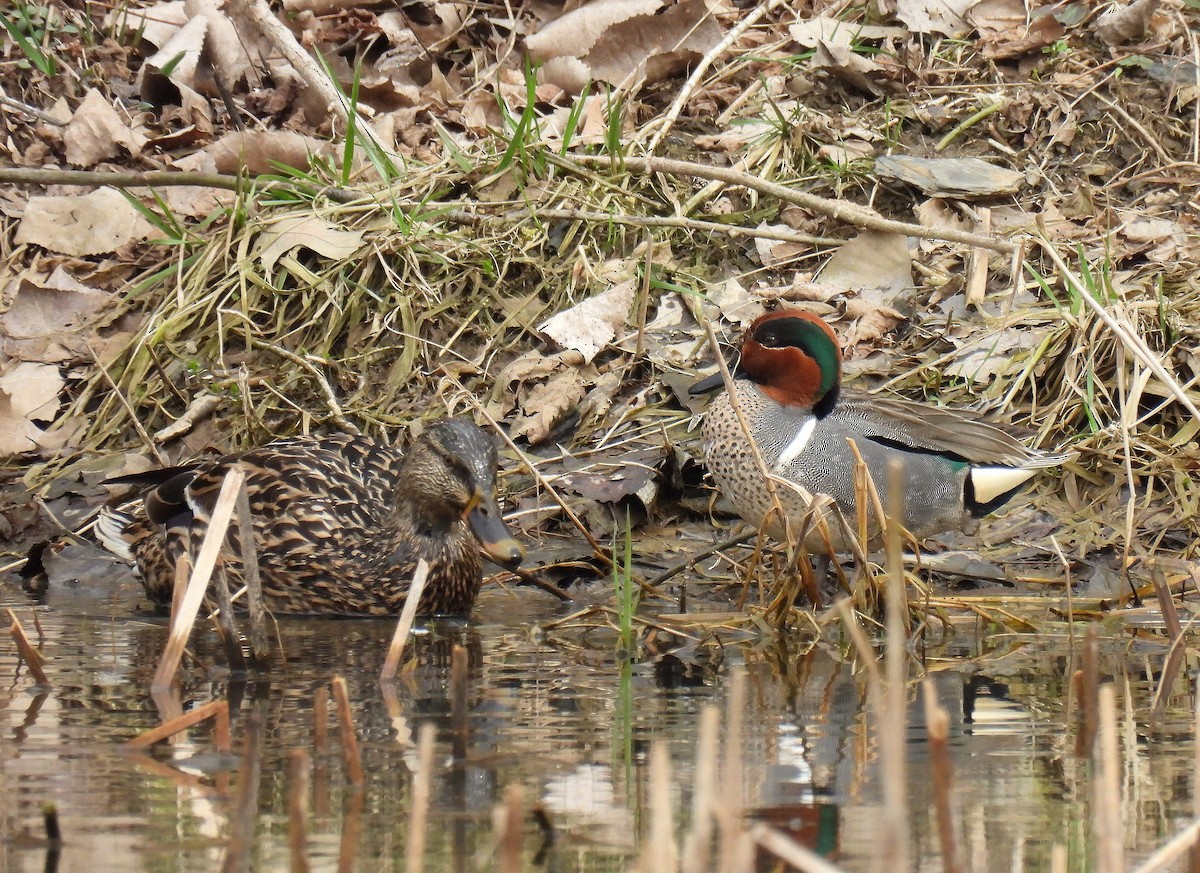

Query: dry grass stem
[[6, 609, 49, 686], [572, 154, 1017, 252], [331, 676, 365, 787], [152, 466, 246, 692], [125, 699, 232, 751], [209, 568, 246, 673], [380, 558, 430, 682], [405, 722, 435, 873], [879, 459, 909, 872]]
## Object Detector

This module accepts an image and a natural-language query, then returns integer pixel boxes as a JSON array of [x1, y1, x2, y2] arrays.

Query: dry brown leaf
[[819, 230, 912, 293], [842, 292, 905, 346], [1093, 0, 1153, 45], [511, 367, 588, 444], [0, 271, 112, 363], [0, 362, 63, 456], [789, 15, 905, 49], [943, 328, 1039, 383], [64, 89, 143, 167], [894, 0, 974, 37], [978, 13, 1064, 60], [540, 280, 637, 363], [256, 215, 366, 274], [105, 0, 186, 48], [528, 0, 723, 91], [876, 154, 1024, 197], [810, 41, 886, 95], [173, 129, 337, 175], [710, 278, 765, 326], [753, 225, 810, 267], [15, 188, 156, 257]]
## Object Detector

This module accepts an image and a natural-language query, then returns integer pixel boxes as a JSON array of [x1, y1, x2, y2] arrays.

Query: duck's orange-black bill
[[466, 490, 524, 569]]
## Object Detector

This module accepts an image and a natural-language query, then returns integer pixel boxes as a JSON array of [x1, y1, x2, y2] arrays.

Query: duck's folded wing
[[836, 392, 1074, 468]]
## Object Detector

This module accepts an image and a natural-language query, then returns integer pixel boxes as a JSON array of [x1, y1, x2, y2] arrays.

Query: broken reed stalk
[[922, 680, 962, 873], [681, 704, 719, 873], [1094, 684, 1123, 873], [1193, 695, 1200, 873], [749, 823, 851, 873], [878, 459, 910, 873], [337, 789, 365, 873], [405, 722, 435, 873], [234, 470, 270, 663], [1130, 818, 1200, 873], [451, 644, 468, 758], [1149, 571, 1187, 726], [153, 466, 246, 692], [288, 748, 311, 873], [380, 559, 430, 682], [210, 567, 247, 673], [499, 785, 525, 873], [331, 676, 365, 787], [170, 547, 190, 635], [125, 699, 232, 752], [1074, 625, 1099, 758], [222, 712, 264, 873], [6, 608, 49, 686], [640, 743, 677, 872], [313, 685, 329, 756]]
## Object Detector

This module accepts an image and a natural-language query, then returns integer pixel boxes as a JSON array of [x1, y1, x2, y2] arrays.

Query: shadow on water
[[1, 568, 1198, 872]]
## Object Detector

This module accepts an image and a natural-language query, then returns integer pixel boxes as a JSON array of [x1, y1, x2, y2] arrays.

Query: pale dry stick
[[380, 559, 430, 682], [170, 547, 191, 637], [519, 207, 844, 253], [641, 743, 677, 872], [681, 705, 720, 873], [499, 785, 525, 873], [288, 749, 311, 873], [1037, 235, 1200, 420], [646, 0, 788, 152], [1129, 818, 1200, 873], [405, 722, 435, 873], [878, 460, 910, 873], [1094, 684, 1124, 873], [922, 680, 963, 873], [152, 467, 246, 692], [6, 609, 49, 686], [233, 469, 270, 663], [571, 154, 1017, 253], [125, 700, 233, 751], [154, 393, 222, 443], [750, 823, 852, 873], [331, 676, 365, 787], [225, 0, 396, 164]]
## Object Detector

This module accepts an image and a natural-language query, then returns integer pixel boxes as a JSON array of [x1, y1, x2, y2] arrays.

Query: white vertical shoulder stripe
[[771, 417, 817, 472]]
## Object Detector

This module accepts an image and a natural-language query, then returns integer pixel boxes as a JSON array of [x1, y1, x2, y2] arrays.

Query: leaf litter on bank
[[0, 0, 1199, 655]]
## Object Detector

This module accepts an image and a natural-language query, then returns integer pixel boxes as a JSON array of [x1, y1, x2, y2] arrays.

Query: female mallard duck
[[691, 310, 1072, 552], [96, 419, 525, 617]]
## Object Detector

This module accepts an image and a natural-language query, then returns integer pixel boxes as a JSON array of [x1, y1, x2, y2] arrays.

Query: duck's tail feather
[[94, 504, 136, 562]]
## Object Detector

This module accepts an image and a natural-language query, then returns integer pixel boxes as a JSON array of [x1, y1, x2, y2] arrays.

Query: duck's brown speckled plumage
[[98, 420, 524, 617]]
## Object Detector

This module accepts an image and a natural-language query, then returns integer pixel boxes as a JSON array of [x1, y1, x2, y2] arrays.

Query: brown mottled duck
[[96, 419, 525, 617]]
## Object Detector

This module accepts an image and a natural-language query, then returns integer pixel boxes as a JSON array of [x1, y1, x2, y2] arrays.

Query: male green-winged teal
[[96, 419, 525, 616], [692, 310, 1070, 551]]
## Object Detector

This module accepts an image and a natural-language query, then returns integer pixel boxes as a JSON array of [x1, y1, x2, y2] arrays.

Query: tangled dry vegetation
[[1, 0, 1199, 627]]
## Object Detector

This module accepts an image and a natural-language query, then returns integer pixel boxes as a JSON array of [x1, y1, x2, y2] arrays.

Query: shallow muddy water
[[1, 563, 1196, 873]]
